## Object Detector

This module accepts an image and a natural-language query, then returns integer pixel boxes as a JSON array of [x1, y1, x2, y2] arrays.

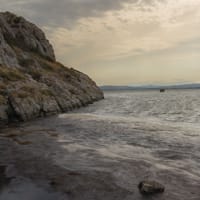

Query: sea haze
[[101, 83, 200, 91]]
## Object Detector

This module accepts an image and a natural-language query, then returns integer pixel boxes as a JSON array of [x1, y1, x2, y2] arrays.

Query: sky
[[1, 0, 200, 85]]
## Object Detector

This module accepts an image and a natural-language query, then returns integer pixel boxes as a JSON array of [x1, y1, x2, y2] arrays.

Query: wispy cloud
[[45, 0, 200, 63]]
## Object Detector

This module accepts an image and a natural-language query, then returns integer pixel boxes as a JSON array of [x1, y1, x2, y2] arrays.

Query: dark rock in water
[[0, 11, 104, 126], [138, 180, 165, 195], [0, 166, 12, 189], [0, 166, 6, 176]]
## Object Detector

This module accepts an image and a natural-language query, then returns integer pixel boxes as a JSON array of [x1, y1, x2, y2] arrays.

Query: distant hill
[[101, 84, 200, 91]]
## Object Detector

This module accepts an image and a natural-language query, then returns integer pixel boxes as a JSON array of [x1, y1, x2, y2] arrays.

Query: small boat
[[160, 89, 165, 93]]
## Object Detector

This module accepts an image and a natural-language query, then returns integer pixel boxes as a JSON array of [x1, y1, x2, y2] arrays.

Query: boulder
[[138, 180, 165, 195]]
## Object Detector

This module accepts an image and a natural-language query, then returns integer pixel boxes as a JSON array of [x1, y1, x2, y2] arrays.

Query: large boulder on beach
[[0, 12, 104, 125], [138, 180, 165, 195]]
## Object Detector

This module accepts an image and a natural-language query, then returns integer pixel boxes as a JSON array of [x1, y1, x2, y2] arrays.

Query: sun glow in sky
[[1, 0, 200, 85]]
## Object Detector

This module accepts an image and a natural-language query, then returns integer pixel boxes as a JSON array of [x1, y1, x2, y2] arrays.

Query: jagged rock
[[0, 25, 19, 67], [0, 12, 104, 125], [0, 105, 8, 124], [0, 12, 55, 62], [138, 180, 165, 195]]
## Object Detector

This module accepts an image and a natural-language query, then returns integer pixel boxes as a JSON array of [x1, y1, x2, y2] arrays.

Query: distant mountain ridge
[[101, 83, 200, 91]]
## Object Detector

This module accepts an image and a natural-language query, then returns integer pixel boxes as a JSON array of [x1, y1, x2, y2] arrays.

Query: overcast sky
[[1, 0, 200, 85]]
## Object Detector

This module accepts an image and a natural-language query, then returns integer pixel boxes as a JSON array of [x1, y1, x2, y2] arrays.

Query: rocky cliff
[[0, 12, 103, 126]]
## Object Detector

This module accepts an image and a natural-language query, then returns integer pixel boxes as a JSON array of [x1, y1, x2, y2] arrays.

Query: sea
[[0, 89, 200, 200]]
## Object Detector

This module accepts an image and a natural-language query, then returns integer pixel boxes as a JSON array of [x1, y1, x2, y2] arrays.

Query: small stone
[[138, 180, 165, 195]]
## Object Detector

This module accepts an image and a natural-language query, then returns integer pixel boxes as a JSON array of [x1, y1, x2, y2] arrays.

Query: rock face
[[0, 12, 104, 126], [0, 12, 55, 65], [138, 180, 165, 195]]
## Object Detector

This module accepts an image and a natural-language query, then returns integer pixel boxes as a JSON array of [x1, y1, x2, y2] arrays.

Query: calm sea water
[[1, 90, 200, 200]]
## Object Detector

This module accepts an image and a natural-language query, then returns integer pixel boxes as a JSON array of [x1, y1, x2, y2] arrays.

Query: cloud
[[0, 0, 170, 27], [1, 0, 200, 84], [46, 0, 200, 62], [0, 0, 139, 27]]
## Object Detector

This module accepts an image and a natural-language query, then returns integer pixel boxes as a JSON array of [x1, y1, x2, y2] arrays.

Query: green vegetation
[[0, 66, 25, 81], [0, 95, 6, 104], [28, 69, 41, 80], [11, 85, 35, 99], [11, 85, 54, 99], [35, 56, 63, 72], [0, 82, 7, 96], [40, 89, 54, 97], [20, 86, 36, 93], [20, 66, 42, 81], [18, 57, 35, 67], [13, 91, 28, 99], [13, 48, 78, 83]]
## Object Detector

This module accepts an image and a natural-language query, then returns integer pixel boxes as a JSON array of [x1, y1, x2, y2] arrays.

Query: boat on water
[[160, 89, 165, 92]]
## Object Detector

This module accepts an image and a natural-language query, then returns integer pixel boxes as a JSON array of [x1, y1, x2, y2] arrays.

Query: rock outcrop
[[0, 12, 103, 126]]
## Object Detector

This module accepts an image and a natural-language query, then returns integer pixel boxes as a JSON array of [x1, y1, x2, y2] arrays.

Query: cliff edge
[[0, 12, 104, 126]]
